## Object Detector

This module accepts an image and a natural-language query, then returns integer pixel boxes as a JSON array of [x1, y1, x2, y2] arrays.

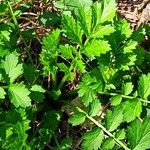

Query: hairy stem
[[77, 107, 130, 150]]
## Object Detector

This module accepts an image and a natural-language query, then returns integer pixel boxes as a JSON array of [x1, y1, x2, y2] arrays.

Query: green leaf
[[62, 15, 82, 44], [2, 53, 23, 83], [30, 85, 45, 103], [89, 99, 101, 117], [72, 58, 86, 73], [78, 70, 104, 106], [57, 138, 72, 150], [128, 118, 150, 150], [82, 128, 104, 150], [105, 106, 123, 132], [77, 6, 92, 37], [101, 138, 115, 150], [0, 3, 8, 15], [111, 95, 122, 106], [122, 99, 142, 123], [59, 45, 74, 59], [91, 25, 115, 39], [9, 83, 31, 108], [68, 112, 86, 126], [123, 40, 137, 54], [83, 40, 111, 58], [58, 63, 74, 81], [122, 82, 134, 96], [138, 73, 150, 99], [115, 129, 126, 140], [100, 0, 116, 24], [0, 87, 6, 99], [40, 29, 60, 74]]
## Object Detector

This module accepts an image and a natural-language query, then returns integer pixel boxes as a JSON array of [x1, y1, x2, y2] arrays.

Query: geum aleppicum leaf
[[9, 83, 31, 108], [100, 0, 116, 24], [111, 95, 122, 106], [82, 127, 104, 150], [89, 99, 101, 117], [30, 85, 45, 103], [138, 73, 150, 99], [122, 82, 134, 96], [78, 69, 104, 106], [59, 44, 74, 59], [2, 53, 23, 84], [0, 87, 6, 99], [101, 138, 115, 150], [122, 99, 142, 123], [83, 39, 111, 58], [40, 29, 60, 74], [77, 6, 92, 37], [105, 106, 123, 132], [128, 118, 150, 150], [61, 15, 83, 44], [68, 112, 86, 126], [91, 25, 115, 39]]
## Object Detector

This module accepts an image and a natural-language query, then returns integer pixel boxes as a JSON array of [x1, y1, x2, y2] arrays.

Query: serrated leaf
[[65, 0, 92, 10], [111, 95, 122, 106], [59, 45, 74, 59], [128, 118, 150, 150], [89, 99, 101, 117], [122, 82, 134, 96], [40, 29, 60, 74], [100, 0, 116, 24], [62, 15, 82, 44], [83, 40, 111, 58], [9, 83, 31, 108], [82, 128, 104, 150], [122, 99, 142, 123], [31, 85, 45, 93], [91, 25, 115, 39], [105, 106, 123, 132], [72, 58, 86, 73], [138, 73, 150, 99], [78, 70, 104, 106], [115, 129, 126, 140], [2, 54, 23, 83], [68, 112, 86, 126], [101, 138, 115, 150], [0, 87, 6, 99], [123, 40, 138, 54], [77, 6, 92, 37], [30, 85, 45, 103]]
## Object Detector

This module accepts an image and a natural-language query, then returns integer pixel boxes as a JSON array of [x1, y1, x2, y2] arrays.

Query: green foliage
[[128, 118, 150, 150], [0, 0, 150, 150], [82, 128, 104, 150]]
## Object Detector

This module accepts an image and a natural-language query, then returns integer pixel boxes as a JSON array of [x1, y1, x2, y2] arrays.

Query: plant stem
[[58, 65, 73, 89], [53, 133, 60, 150], [98, 91, 150, 104], [77, 107, 130, 150], [7, 1, 33, 65]]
